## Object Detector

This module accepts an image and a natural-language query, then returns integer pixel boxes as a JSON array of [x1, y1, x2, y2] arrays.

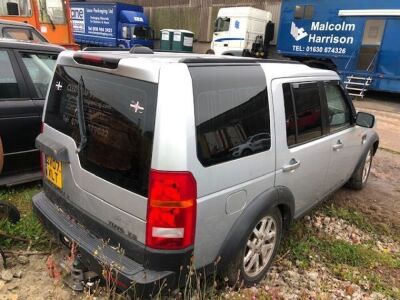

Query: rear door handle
[[332, 140, 344, 151], [282, 158, 301, 172]]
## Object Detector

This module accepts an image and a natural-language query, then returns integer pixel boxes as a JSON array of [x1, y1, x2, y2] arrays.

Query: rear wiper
[[76, 76, 88, 153]]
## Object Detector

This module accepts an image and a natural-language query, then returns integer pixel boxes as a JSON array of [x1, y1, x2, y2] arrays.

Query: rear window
[[45, 66, 158, 196]]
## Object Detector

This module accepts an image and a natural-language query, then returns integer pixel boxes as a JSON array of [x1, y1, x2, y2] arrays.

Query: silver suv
[[33, 49, 378, 294]]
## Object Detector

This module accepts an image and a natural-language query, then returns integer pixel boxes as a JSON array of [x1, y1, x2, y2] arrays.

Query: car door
[[13, 50, 59, 171], [0, 48, 39, 178], [273, 79, 331, 217], [322, 81, 364, 193], [15, 50, 59, 116]]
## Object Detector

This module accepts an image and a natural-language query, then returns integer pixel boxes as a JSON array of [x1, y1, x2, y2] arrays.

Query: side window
[[36, 0, 66, 24], [31, 30, 47, 42], [294, 5, 314, 20], [283, 83, 296, 147], [283, 82, 323, 146], [0, 50, 20, 99], [294, 6, 304, 19], [190, 65, 270, 167], [324, 82, 351, 131], [3, 28, 31, 40], [19, 52, 58, 98]]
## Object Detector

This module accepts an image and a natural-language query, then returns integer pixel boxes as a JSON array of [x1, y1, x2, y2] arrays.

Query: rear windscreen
[[45, 65, 158, 196]]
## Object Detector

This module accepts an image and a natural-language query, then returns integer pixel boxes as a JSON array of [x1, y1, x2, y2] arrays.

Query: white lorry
[[208, 7, 274, 57]]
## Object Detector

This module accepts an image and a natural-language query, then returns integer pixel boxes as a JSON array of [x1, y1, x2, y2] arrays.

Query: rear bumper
[[33, 191, 174, 289]]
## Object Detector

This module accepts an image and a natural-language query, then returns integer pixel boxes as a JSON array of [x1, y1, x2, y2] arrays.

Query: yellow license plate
[[46, 156, 62, 189]]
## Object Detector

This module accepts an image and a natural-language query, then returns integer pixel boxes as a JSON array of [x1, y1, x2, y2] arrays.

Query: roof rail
[[129, 45, 154, 54], [180, 57, 300, 65], [82, 47, 130, 51]]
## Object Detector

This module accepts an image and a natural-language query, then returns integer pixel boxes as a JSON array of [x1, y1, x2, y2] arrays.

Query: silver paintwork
[[41, 51, 377, 271]]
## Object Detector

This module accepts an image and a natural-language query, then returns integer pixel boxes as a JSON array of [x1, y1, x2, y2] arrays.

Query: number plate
[[46, 156, 62, 189]]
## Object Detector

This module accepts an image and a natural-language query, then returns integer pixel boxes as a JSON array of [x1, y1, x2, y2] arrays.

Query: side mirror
[[122, 26, 128, 39], [356, 112, 375, 128], [264, 21, 275, 43]]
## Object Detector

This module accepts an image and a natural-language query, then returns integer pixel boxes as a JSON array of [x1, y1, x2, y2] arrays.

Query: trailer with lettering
[[277, 0, 400, 96], [70, 1, 153, 49]]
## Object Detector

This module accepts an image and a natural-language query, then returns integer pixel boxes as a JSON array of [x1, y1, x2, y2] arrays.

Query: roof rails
[[82, 47, 130, 52], [82, 45, 155, 54], [180, 58, 300, 65]]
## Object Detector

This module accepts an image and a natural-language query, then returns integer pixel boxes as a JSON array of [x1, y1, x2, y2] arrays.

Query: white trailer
[[209, 7, 273, 57]]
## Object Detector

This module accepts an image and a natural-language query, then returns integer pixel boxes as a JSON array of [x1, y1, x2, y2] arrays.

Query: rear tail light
[[146, 170, 197, 250]]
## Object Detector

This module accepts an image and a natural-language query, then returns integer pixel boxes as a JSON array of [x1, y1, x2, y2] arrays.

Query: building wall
[[84, 0, 282, 45]]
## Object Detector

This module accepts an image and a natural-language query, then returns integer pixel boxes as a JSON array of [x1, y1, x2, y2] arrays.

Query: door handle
[[282, 158, 301, 172], [332, 140, 344, 151]]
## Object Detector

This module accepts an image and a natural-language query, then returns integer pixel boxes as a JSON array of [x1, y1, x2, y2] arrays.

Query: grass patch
[[334, 265, 400, 299], [282, 217, 400, 298], [284, 219, 400, 269], [323, 203, 400, 242], [0, 183, 50, 250]]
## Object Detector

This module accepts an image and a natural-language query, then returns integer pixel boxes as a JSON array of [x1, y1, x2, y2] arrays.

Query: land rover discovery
[[33, 49, 378, 294]]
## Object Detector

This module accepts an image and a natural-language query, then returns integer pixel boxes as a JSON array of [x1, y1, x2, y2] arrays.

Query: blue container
[[277, 0, 400, 93]]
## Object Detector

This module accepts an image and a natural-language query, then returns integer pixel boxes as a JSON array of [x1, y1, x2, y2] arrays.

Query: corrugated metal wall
[[81, 0, 282, 44]]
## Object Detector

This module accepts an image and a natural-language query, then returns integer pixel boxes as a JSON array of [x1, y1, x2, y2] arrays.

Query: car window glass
[[304, 6, 314, 19], [190, 65, 270, 167], [20, 52, 57, 98], [292, 82, 323, 144], [283, 83, 296, 147], [45, 66, 158, 196], [31, 30, 47, 42], [283, 82, 323, 146], [294, 5, 304, 19], [325, 82, 351, 131], [36, 0, 66, 24], [0, 1, 32, 16], [3, 28, 31, 40], [0, 50, 20, 99], [215, 17, 230, 32]]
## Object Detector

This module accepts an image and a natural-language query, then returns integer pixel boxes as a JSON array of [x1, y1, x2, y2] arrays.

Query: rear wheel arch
[[217, 186, 294, 265], [373, 140, 379, 155]]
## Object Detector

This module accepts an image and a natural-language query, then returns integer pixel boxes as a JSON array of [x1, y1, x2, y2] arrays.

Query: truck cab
[[70, 2, 154, 49], [118, 10, 153, 49], [210, 7, 272, 56]]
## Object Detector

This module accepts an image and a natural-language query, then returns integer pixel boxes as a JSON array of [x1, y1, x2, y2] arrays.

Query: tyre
[[346, 146, 373, 190], [222, 207, 282, 287]]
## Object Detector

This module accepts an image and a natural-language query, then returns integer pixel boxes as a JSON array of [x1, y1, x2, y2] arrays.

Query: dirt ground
[[335, 95, 400, 235], [0, 95, 399, 299]]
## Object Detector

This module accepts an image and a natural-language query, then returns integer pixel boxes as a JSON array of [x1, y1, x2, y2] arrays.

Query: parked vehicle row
[[32, 49, 378, 295], [0, 39, 63, 185]]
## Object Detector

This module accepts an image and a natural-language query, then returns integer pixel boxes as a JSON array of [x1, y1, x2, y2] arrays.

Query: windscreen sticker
[[55, 81, 63, 91], [130, 100, 144, 113]]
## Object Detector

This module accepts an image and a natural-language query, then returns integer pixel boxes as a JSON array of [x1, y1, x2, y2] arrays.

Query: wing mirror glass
[[356, 112, 375, 128]]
